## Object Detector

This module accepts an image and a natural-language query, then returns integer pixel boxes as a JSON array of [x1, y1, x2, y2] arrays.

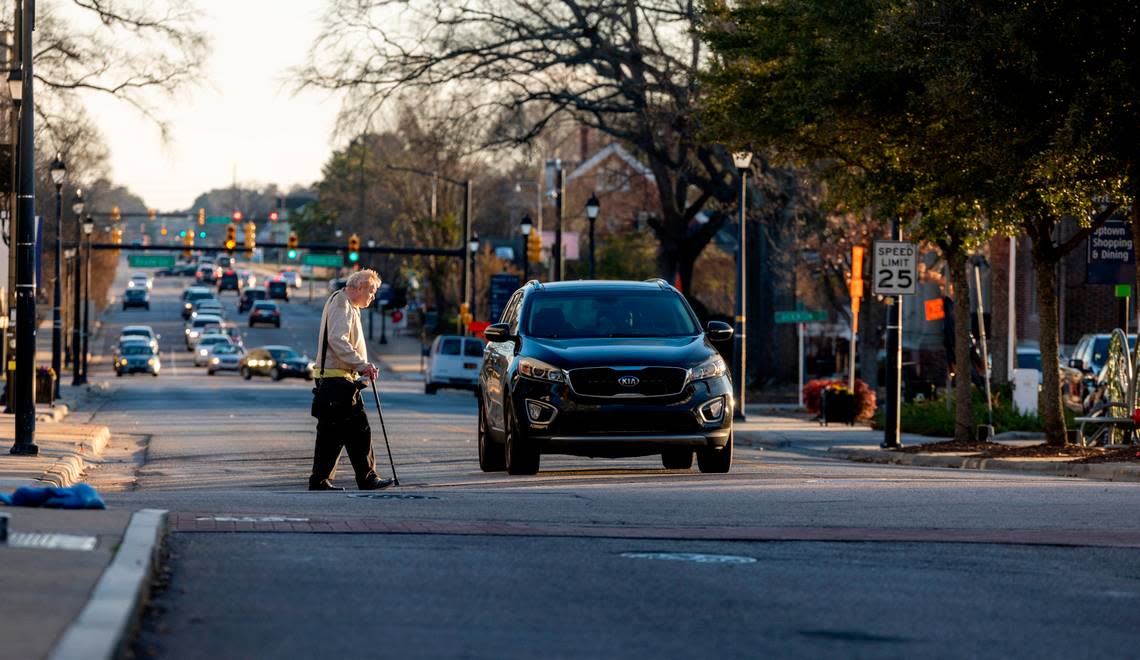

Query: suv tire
[[425, 383, 437, 395], [696, 433, 733, 473], [504, 402, 539, 475], [241, 366, 252, 380], [661, 449, 694, 470], [477, 398, 505, 472]]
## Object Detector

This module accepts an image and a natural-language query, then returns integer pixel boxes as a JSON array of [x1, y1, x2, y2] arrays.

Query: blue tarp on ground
[[0, 483, 106, 509]]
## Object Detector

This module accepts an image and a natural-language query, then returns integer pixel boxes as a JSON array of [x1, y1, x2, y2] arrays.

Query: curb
[[827, 447, 1140, 482], [48, 509, 168, 660]]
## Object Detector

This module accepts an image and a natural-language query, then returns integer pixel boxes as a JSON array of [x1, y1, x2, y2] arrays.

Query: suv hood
[[524, 335, 712, 368]]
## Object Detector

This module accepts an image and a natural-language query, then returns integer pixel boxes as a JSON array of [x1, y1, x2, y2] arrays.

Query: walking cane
[[369, 376, 400, 486]]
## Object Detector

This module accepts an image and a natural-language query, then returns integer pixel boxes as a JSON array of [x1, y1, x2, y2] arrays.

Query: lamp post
[[12, 0, 39, 455], [732, 150, 752, 422], [4, 68, 22, 416], [520, 214, 532, 283], [468, 232, 479, 321], [80, 217, 93, 382], [585, 193, 600, 279], [70, 190, 85, 385], [49, 156, 65, 400], [546, 159, 564, 281]]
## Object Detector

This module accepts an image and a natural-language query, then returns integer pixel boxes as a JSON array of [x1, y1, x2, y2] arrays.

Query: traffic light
[[244, 221, 256, 257], [111, 206, 121, 222], [348, 233, 360, 263], [225, 223, 237, 251], [232, 210, 243, 222], [182, 230, 194, 258], [198, 208, 206, 225], [148, 209, 156, 221], [526, 231, 542, 262], [160, 226, 168, 236], [199, 230, 207, 239], [287, 232, 299, 260], [269, 211, 279, 222], [111, 227, 123, 244]]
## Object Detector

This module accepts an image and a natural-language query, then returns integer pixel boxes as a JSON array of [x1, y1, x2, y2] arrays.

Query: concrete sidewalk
[[734, 412, 1140, 483]]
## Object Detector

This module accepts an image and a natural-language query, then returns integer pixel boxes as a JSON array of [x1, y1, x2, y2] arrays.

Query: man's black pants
[[310, 383, 380, 488]]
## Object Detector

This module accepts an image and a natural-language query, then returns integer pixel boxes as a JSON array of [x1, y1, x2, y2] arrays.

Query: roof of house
[[566, 143, 655, 183]]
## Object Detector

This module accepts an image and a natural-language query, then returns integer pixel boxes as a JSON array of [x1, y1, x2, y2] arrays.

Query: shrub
[[871, 387, 1077, 437], [803, 378, 877, 420]]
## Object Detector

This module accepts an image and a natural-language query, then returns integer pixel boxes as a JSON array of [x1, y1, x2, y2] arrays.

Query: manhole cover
[[620, 552, 757, 564], [6, 532, 97, 551], [346, 493, 439, 500]]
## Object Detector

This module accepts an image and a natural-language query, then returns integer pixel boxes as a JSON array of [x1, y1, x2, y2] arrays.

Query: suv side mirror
[[705, 321, 734, 342], [484, 323, 514, 343]]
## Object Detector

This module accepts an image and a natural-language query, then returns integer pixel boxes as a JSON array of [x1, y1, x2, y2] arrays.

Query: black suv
[[217, 269, 241, 294], [477, 280, 735, 475]]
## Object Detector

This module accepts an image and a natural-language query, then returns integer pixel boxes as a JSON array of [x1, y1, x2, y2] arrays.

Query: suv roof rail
[[525, 279, 543, 290], [645, 278, 670, 290]]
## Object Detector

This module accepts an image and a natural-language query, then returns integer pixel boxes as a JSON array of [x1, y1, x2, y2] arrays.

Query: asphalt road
[[78, 261, 1140, 658]]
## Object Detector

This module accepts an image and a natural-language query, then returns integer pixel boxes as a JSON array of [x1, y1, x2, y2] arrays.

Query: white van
[[425, 335, 485, 394]]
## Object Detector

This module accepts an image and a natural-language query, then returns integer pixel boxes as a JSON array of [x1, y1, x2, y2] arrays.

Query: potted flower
[[822, 384, 857, 425]]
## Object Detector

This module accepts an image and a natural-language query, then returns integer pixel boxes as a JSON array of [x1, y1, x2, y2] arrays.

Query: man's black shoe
[[309, 480, 345, 491], [359, 477, 394, 490]]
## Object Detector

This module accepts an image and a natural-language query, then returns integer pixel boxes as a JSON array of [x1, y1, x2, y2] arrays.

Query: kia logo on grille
[[617, 376, 640, 387]]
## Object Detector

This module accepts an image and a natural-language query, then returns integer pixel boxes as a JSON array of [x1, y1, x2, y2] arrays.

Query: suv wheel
[[271, 367, 281, 381], [696, 433, 733, 474], [424, 383, 437, 395], [504, 402, 539, 475], [661, 449, 694, 470], [477, 397, 505, 472], [241, 366, 252, 380]]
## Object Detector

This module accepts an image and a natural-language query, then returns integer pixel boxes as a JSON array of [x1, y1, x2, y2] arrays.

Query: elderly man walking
[[309, 268, 393, 491]]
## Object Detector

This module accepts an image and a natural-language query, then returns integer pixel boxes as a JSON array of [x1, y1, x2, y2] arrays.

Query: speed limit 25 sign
[[871, 241, 917, 296]]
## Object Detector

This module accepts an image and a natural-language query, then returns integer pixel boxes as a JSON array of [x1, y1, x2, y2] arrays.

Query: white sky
[[83, 1, 342, 212]]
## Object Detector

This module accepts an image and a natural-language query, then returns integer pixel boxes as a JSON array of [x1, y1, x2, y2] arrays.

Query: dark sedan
[[240, 345, 313, 381], [477, 280, 734, 475], [248, 301, 281, 328]]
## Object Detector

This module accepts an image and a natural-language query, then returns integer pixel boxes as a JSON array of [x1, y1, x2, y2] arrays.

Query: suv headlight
[[690, 355, 727, 381], [518, 357, 565, 383]]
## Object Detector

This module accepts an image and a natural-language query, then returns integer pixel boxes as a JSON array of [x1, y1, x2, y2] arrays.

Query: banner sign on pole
[[1087, 216, 1134, 285], [871, 240, 917, 295], [924, 297, 945, 321]]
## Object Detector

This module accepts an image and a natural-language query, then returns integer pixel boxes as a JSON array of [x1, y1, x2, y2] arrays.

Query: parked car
[[249, 301, 281, 328], [122, 287, 150, 310], [477, 279, 735, 475], [193, 334, 235, 366], [238, 287, 268, 313], [267, 279, 290, 302], [185, 314, 223, 350], [119, 325, 160, 355], [425, 335, 485, 394], [240, 345, 314, 381], [206, 343, 246, 375], [1063, 333, 1138, 413], [115, 342, 160, 377]]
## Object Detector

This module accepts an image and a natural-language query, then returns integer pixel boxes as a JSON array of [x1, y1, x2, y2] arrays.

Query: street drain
[[6, 532, 97, 551], [347, 493, 439, 500], [620, 552, 757, 564]]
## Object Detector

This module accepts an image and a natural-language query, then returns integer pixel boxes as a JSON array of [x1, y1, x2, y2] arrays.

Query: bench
[[1073, 415, 1136, 447]]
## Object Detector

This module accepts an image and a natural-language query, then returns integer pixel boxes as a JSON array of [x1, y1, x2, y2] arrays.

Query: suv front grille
[[568, 367, 688, 397]]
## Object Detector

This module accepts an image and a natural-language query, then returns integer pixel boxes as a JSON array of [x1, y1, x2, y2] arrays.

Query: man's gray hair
[[346, 269, 381, 290]]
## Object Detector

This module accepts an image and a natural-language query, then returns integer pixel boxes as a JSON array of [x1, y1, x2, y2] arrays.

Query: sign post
[[1117, 284, 1132, 335], [776, 309, 826, 409], [873, 229, 917, 449], [849, 246, 865, 389]]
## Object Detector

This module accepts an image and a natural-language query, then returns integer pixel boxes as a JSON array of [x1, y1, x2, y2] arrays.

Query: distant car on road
[[278, 269, 302, 288], [238, 269, 257, 289], [238, 287, 267, 313], [206, 343, 245, 375], [128, 272, 153, 290], [240, 345, 313, 381], [267, 279, 290, 302], [182, 287, 217, 319], [195, 264, 219, 285], [248, 301, 281, 328], [425, 335, 485, 394], [217, 269, 242, 294], [115, 342, 160, 377], [119, 325, 160, 355], [122, 287, 150, 310], [191, 298, 226, 321], [194, 334, 234, 366], [185, 314, 223, 350]]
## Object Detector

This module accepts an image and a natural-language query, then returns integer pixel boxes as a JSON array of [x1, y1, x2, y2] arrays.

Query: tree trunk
[[988, 235, 1011, 387], [950, 252, 974, 442], [1032, 244, 1067, 446]]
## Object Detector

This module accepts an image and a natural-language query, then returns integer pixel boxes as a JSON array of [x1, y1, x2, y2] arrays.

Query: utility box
[[1012, 368, 1040, 415]]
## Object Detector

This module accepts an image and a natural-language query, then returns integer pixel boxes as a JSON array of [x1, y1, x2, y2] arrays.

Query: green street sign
[[302, 253, 344, 267], [206, 215, 233, 224], [1116, 284, 1132, 298], [774, 309, 827, 324], [127, 254, 176, 268]]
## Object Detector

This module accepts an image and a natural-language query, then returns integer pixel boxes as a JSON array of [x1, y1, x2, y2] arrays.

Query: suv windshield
[[269, 349, 300, 360], [121, 345, 154, 356], [523, 290, 700, 339]]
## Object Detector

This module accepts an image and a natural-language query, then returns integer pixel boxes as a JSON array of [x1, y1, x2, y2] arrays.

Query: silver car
[[194, 335, 235, 366], [206, 342, 245, 375]]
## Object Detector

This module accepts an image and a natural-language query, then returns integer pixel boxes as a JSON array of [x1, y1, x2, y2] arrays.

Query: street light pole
[[585, 194, 600, 279], [461, 179, 471, 329], [520, 215, 532, 284], [468, 232, 479, 321], [80, 218, 93, 382], [49, 156, 66, 400], [552, 162, 565, 281], [71, 190, 85, 385], [12, 0, 38, 455], [731, 151, 752, 422]]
